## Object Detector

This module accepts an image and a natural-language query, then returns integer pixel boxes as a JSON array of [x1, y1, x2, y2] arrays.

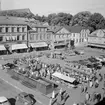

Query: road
[[0, 70, 50, 105]]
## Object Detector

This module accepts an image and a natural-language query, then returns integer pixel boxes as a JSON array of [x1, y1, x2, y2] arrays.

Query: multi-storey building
[[50, 26, 71, 49], [0, 16, 28, 54], [88, 29, 105, 48], [28, 25, 53, 51], [50, 25, 90, 49]]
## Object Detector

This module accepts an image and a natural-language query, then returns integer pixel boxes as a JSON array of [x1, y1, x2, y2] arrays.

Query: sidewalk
[[0, 70, 50, 105]]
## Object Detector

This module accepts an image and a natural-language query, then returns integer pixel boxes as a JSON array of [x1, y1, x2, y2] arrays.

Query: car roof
[[0, 96, 7, 102]]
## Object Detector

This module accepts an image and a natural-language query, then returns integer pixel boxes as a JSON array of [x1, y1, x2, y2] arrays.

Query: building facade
[[88, 29, 105, 48], [50, 26, 90, 49], [0, 16, 28, 54], [50, 26, 71, 49], [28, 25, 53, 51]]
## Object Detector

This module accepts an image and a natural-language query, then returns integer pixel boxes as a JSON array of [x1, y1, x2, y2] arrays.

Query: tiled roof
[[69, 25, 86, 33], [0, 16, 27, 25], [48, 26, 63, 33], [51, 25, 87, 33], [0, 8, 31, 14]]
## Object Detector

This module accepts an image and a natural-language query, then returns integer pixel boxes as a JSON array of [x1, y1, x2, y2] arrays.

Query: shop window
[[0, 36, 3, 41]]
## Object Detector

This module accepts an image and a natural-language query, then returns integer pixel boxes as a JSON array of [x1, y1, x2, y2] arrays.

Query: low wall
[[7, 69, 55, 94]]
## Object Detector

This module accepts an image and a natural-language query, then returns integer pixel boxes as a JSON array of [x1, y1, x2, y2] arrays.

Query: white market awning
[[12, 44, 28, 50], [30, 42, 48, 48], [0, 45, 6, 50], [52, 72, 76, 83]]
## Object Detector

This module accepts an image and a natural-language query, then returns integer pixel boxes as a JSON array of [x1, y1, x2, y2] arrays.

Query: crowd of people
[[2, 53, 105, 105], [11, 55, 95, 87]]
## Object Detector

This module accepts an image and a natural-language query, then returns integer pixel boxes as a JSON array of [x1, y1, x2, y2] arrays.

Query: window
[[17, 35, 20, 40], [30, 34, 34, 40], [12, 27, 14, 32], [0, 27, 2, 32], [0, 36, 3, 41], [6, 27, 9, 33], [76, 39, 78, 43], [22, 35, 25, 40], [40, 34, 42, 40], [47, 34, 49, 39], [17, 27, 20, 32], [36, 34, 38, 40], [43, 34, 46, 39], [22, 27, 25, 32], [38, 28, 40, 32], [82, 38, 84, 42]]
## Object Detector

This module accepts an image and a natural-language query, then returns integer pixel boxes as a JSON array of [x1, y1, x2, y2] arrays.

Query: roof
[[0, 96, 8, 102], [89, 29, 105, 37], [50, 25, 87, 33], [0, 16, 27, 25], [52, 72, 76, 83], [48, 26, 63, 33], [69, 25, 86, 33], [0, 8, 31, 14]]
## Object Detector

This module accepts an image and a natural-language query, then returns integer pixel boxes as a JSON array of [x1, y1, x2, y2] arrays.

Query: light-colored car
[[0, 96, 11, 105]]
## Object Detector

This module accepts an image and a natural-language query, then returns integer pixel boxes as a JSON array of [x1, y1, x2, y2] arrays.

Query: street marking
[[0, 76, 45, 105]]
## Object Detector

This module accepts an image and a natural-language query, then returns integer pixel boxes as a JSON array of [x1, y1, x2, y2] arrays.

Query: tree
[[47, 12, 72, 26], [47, 13, 57, 25], [87, 13, 105, 32], [71, 11, 92, 27]]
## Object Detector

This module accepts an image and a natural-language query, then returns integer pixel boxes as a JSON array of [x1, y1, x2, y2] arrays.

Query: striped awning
[[11, 44, 28, 50], [30, 42, 48, 48]]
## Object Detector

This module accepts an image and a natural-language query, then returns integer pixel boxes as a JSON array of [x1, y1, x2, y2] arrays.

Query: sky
[[1, 0, 105, 16]]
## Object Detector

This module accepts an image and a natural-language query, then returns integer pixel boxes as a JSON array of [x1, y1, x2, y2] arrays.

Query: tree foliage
[[87, 13, 105, 32], [71, 11, 92, 27], [47, 12, 73, 26]]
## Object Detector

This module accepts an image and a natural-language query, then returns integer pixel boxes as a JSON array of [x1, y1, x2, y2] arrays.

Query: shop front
[[0, 45, 7, 55], [30, 42, 48, 51], [11, 44, 28, 53]]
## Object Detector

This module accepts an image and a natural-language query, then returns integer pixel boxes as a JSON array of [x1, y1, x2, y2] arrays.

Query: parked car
[[74, 50, 80, 55], [15, 92, 36, 105], [0, 96, 11, 105], [74, 50, 84, 55]]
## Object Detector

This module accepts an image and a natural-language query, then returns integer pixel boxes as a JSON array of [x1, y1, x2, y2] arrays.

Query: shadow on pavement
[[8, 98, 16, 105], [95, 98, 105, 105]]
